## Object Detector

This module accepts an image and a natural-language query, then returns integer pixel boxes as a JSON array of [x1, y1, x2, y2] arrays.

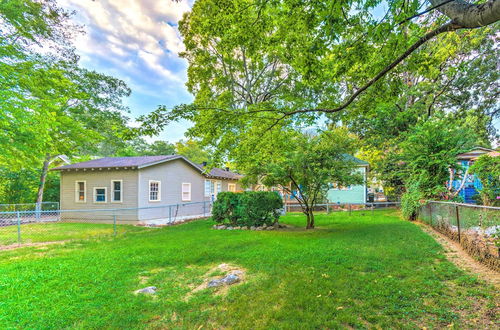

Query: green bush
[[401, 183, 424, 221], [212, 191, 283, 227]]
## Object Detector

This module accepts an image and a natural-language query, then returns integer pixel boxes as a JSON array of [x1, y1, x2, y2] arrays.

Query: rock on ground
[[134, 286, 157, 294]]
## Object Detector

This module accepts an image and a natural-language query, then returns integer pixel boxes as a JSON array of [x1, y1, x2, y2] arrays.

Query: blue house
[[326, 155, 369, 204], [451, 147, 495, 204]]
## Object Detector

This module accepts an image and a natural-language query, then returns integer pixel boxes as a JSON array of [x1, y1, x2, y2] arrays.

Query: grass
[[0, 209, 498, 329], [0, 223, 149, 246]]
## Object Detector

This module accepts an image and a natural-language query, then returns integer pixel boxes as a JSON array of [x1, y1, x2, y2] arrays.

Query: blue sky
[[61, 0, 194, 142]]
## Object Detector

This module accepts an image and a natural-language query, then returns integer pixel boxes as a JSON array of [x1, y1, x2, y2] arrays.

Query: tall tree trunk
[[35, 154, 51, 215]]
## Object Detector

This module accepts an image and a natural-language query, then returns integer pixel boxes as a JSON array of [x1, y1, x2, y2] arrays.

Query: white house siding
[[59, 169, 139, 223]]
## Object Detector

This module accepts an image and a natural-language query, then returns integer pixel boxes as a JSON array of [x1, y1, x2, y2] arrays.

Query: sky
[[60, 0, 194, 142]]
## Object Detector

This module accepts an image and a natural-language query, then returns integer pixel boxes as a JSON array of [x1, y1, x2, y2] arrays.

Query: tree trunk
[[306, 209, 315, 229], [35, 154, 51, 217]]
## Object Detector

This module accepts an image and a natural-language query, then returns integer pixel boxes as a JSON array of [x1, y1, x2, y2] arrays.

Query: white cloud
[[62, 0, 190, 82]]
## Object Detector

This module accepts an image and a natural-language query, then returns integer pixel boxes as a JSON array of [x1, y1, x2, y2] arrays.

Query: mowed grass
[[0, 210, 498, 329], [0, 222, 149, 246]]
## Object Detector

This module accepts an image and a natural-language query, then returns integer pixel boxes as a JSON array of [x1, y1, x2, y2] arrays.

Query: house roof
[[52, 155, 242, 180], [471, 151, 500, 160], [344, 154, 369, 166], [457, 147, 495, 160], [198, 165, 243, 180]]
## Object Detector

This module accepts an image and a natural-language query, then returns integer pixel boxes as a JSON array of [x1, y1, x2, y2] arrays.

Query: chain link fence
[[0, 201, 212, 247], [419, 201, 500, 271], [0, 202, 59, 212], [284, 202, 400, 215]]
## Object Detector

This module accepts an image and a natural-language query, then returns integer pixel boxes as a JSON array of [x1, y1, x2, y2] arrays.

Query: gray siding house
[[52, 155, 242, 223]]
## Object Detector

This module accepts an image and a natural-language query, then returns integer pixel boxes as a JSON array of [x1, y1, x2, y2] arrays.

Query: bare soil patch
[[0, 241, 68, 251], [417, 223, 500, 288], [185, 263, 247, 300]]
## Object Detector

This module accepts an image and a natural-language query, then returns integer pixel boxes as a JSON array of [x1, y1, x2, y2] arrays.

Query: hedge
[[212, 191, 283, 227]]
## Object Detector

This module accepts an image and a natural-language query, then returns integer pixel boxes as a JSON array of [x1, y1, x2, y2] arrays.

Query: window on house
[[228, 183, 236, 192], [75, 181, 86, 202], [149, 180, 160, 201], [204, 180, 211, 197], [182, 183, 191, 201], [94, 187, 107, 203], [111, 180, 122, 202], [216, 181, 222, 193]]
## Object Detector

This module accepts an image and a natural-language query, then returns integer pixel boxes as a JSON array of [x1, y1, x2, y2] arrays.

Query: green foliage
[[212, 191, 283, 227], [175, 139, 212, 164], [400, 116, 477, 198], [0, 167, 59, 204], [401, 183, 424, 221], [238, 127, 363, 228], [469, 155, 500, 206]]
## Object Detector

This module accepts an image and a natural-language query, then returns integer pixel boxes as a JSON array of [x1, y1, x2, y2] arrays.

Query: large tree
[[1, 0, 134, 206], [142, 0, 499, 158]]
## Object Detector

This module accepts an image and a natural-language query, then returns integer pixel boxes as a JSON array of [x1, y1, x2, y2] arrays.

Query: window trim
[[75, 181, 86, 203], [204, 179, 211, 197], [93, 187, 107, 203], [110, 180, 123, 203], [228, 183, 236, 192], [182, 182, 191, 202], [148, 180, 161, 202]]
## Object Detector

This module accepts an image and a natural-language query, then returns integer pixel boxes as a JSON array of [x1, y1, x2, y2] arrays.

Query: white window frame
[[75, 181, 86, 203], [182, 183, 191, 202], [93, 187, 107, 203], [228, 183, 236, 192], [204, 180, 211, 197], [149, 180, 161, 202], [111, 180, 123, 203]]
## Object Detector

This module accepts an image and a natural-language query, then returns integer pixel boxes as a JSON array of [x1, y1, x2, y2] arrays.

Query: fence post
[[326, 203, 329, 214], [429, 203, 433, 226], [455, 205, 461, 243], [113, 214, 117, 237], [371, 203, 374, 216], [17, 211, 22, 244], [169, 205, 172, 223], [349, 203, 352, 216]]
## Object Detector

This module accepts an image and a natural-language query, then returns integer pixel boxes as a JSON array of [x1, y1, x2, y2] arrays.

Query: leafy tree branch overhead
[[143, 0, 499, 149]]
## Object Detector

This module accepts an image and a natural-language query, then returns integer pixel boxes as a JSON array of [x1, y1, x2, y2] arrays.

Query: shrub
[[212, 191, 283, 227], [401, 183, 424, 221]]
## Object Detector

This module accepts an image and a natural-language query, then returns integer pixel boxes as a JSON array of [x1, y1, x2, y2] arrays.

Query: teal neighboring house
[[326, 155, 369, 204]]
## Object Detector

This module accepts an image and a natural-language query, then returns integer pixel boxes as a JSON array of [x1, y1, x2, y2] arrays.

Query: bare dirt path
[[417, 223, 500, 288]]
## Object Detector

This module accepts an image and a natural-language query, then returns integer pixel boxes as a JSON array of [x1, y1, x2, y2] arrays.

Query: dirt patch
[[418, 223, 500, 288], [0, 241, 68, 251], [185, 263, 247, 300]]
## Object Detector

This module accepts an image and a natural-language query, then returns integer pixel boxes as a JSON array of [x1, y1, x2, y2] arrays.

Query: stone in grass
[[250, 226, 256, 230], [227, 226, 234, 230], [234, 226, 241, 230], [266, 227, 274, 231], [218, 225, 227, 230], [135, 286, 157, 294], [207, 274, 240, 288]]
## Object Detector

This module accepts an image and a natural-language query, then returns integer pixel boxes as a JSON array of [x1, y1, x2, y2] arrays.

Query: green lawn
[[0, 222, 149, 246], [0, 210, 498, 328]]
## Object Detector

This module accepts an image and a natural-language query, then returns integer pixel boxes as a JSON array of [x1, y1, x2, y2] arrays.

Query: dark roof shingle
[[52, 155, 243, 180], [52, 155, 179, 170]]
